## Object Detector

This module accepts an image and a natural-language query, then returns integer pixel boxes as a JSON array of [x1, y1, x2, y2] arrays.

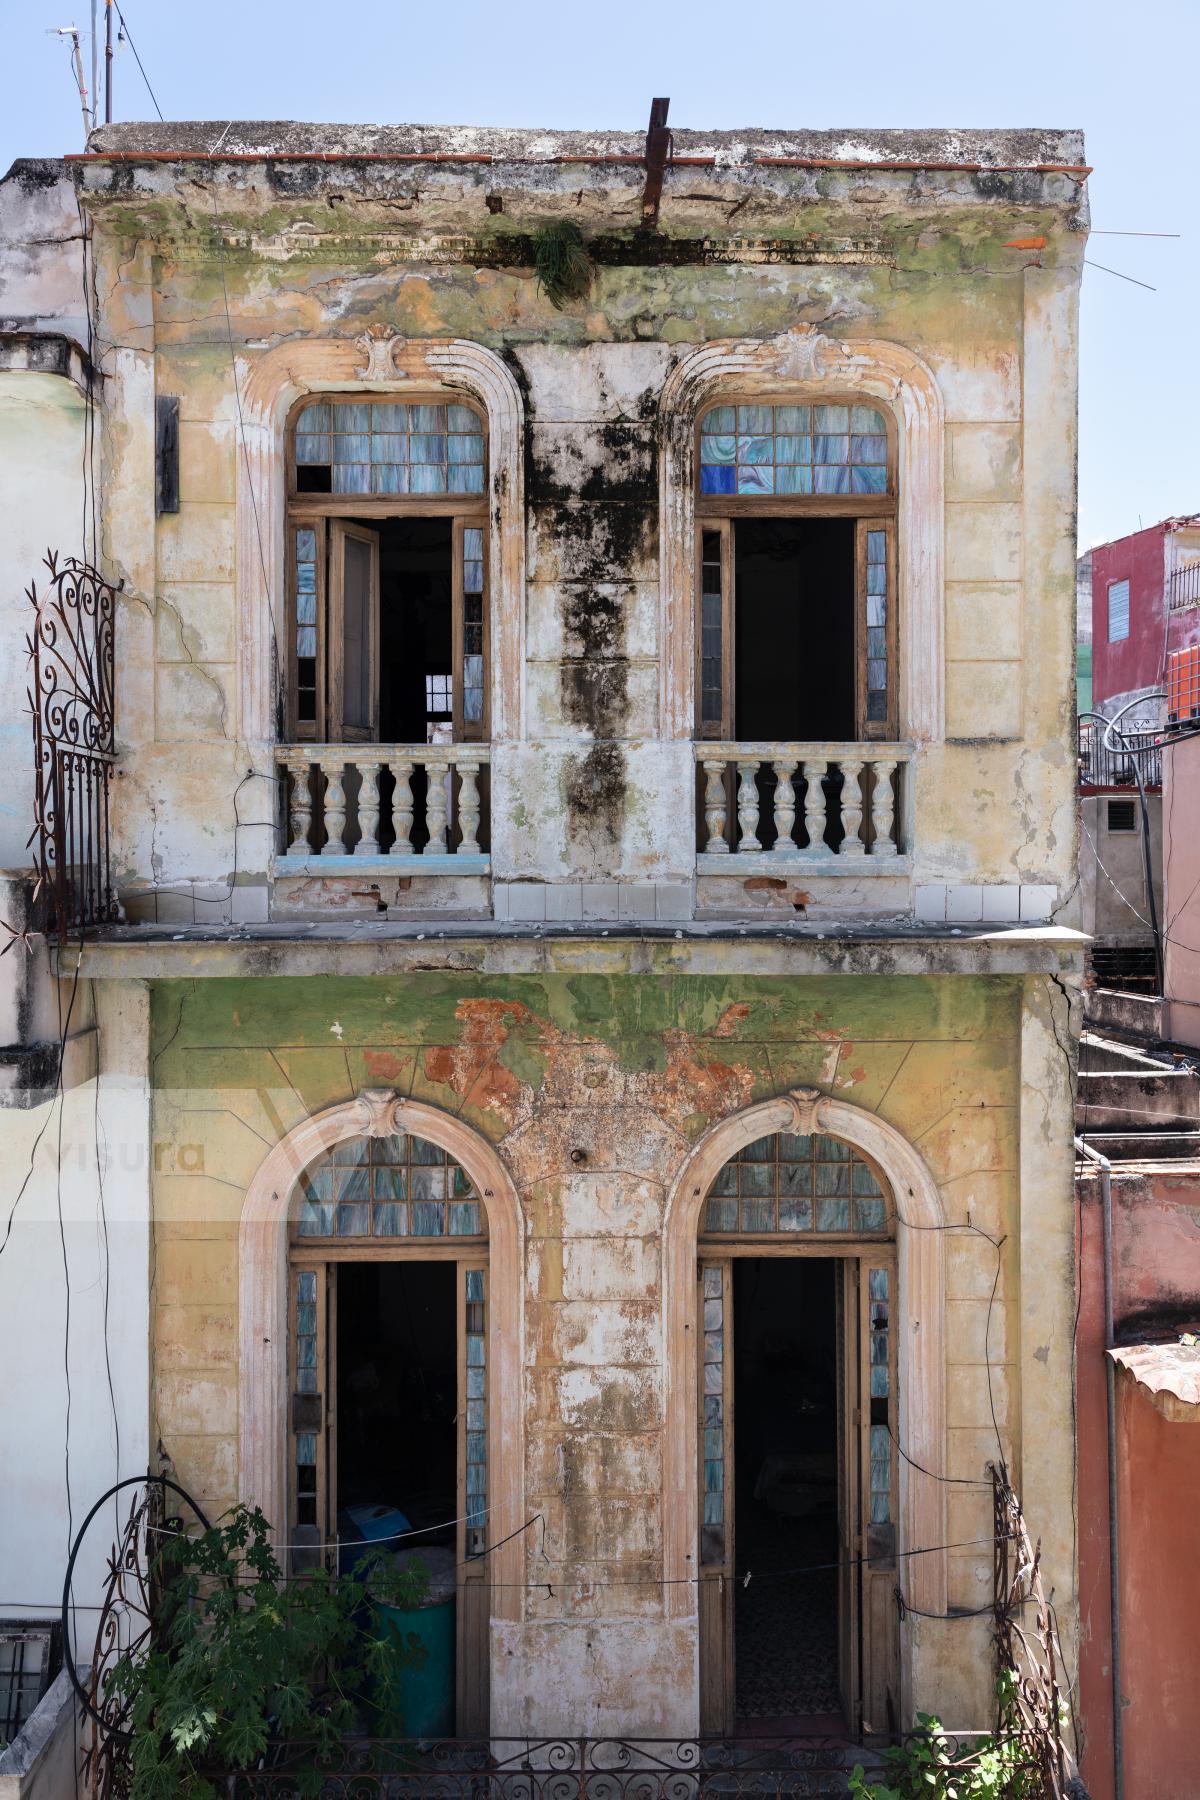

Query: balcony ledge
[[696, 851, 912, 877], [275, 853, 489, 877], [58, 918, 1088, 982]]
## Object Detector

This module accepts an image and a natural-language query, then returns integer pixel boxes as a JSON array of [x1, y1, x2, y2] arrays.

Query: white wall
[[0, 374, 88, 871], [0, 982, 150, 1663]]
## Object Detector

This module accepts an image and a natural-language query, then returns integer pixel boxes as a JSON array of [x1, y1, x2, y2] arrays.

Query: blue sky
[[2, 0, 1195, 550]]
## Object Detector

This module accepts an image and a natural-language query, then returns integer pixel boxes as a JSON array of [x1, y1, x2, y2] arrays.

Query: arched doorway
[[238, 1091, 524, 1736], [662, 1091, 948, 1740]]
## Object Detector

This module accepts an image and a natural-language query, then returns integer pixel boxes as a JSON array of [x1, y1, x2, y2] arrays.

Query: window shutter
[[1107, 579, 1130, 643]]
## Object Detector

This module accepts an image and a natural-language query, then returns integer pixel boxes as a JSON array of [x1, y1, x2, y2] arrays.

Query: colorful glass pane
[[700, 1266, 726, 1564], [464, 1267, 487, 1556], [700, 402, 888, 496], [865, 529, 890, 724], [293, 1134, 486, 1239], [294, 399, 484, 496], [701, 1132, 890, 1234]]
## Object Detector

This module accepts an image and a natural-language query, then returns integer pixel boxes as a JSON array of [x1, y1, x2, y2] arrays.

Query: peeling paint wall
[[147, 969, 1074, 1731], [0, 138, 1088, 916]]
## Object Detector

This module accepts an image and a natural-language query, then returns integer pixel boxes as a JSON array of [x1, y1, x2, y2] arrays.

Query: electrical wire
[[113, 6, 163, 122]]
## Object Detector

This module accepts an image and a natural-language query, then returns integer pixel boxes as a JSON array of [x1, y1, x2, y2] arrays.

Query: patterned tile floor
[[735, 1509, 840, 1720]]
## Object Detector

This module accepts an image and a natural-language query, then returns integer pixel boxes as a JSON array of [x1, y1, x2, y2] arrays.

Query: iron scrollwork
[[27, 550, 120, 939]]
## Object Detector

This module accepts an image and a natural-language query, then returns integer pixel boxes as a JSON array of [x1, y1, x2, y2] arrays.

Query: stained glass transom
[[294, 400, 485, 496], [699, 404, 889, 497], [294, 1134, 485, 1239], [702, 1132, 890, 1235]]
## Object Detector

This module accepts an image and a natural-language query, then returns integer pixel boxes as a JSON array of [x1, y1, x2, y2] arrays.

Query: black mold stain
[[563, 742, 626, 852]]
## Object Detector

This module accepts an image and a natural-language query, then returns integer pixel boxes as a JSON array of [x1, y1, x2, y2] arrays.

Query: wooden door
[[697, 1258, 734, 1733], [836, 1258, 862, 1734], [329, 520, 380, 742], [288, 1261, 331, 1574]]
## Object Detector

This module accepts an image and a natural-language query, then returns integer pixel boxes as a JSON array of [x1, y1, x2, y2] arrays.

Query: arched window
[[286, 396, 488, 744], [286, 1127, 489, 1628], [696, 400, 897, 744]]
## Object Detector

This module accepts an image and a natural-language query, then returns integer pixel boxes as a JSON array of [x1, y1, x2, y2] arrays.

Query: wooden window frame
[[284, 393, 490, 745], [694, 396, 899, 744]]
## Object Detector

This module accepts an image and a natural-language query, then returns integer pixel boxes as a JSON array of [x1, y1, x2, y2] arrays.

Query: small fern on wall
[[533, 220, 593, 310]]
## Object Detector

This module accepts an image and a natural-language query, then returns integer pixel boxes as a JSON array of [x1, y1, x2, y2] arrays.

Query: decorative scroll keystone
[[354, 328, 403, 380], [353, 1088, 401, 1136], [769, 327, 841, 384], [787, 1086, 825, 1135]]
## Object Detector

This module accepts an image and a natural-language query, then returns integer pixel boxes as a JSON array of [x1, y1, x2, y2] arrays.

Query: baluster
[[801, 757, 828, 856], [735, 759, 762, 853], [321, 758, 347, 855], [869, 758, 899, 856], [457, 761, 482, 855], [285, 757, 313, 856], [425, 758, 449, 854], [839, 758, 865, 855], [388, 757, 415, 855], [356, 760, 382, 855], [771, 758, 797, 855], [703, 759, 730, 854]]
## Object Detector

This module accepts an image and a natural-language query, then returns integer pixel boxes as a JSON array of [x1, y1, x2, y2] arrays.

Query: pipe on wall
[[1075, 1135, 1124, 1800]]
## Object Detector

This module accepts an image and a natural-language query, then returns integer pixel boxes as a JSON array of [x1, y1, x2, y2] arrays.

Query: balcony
[[277, 745, 490, 874], [1078, 723, 1161, 790], [694, 743, 912, 867]]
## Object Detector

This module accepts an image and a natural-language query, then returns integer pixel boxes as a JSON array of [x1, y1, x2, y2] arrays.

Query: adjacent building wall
[[1076, 1164, 1200, 1800], [1162, 734, 1200, 1044]]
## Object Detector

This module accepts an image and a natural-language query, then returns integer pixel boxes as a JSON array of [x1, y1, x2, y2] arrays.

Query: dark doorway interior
[[733, 1257, 840, 1726], [367, 517, 454, 746], [734, 518, 855, 742], [336, 1260, 457, 1547]]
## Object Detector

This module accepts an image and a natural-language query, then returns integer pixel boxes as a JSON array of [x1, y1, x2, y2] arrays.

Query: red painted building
[[1090, 515, 1200, 723], [1093, 514, 1200, 723]]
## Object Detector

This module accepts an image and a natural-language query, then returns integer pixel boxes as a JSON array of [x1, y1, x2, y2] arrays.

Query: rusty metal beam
[[641, 97, 671, 229]]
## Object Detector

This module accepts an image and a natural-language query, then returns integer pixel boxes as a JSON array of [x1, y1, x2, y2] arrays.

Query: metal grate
[[0, 1624, 58, 1744], [28, 553, 120, 941]]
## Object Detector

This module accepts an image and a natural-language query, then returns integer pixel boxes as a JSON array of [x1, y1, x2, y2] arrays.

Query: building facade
[[1088, 514, 1200, 729], [0, 120, 1086, 1755]]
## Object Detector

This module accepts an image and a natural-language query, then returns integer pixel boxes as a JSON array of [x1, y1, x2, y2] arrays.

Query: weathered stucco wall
[[148, 968, 1076, 1732], [30, 132, 1086, 921]]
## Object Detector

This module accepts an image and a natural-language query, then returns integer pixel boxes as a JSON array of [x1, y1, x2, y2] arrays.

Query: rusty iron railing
[[28, 552, 120, 941]]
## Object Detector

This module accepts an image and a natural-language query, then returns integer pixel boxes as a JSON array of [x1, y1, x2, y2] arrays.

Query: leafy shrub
[[105, 1505, 428, 1799]]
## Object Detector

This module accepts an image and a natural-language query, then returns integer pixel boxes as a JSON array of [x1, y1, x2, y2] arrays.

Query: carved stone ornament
[[353, 1088, 402, 1137], [769, 327, 842, 384], [354, 328, 403, 380], [787, 1085, 826, 1135]]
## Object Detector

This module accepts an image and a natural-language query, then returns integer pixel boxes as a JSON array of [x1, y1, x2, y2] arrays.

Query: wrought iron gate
[[28, 551, 119, 940]]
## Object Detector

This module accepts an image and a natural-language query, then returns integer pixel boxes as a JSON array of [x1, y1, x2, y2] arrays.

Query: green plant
[[106, 1505, 428, 1800], [848, 1675, 1042, 1800], [533, 220, 592, 309]]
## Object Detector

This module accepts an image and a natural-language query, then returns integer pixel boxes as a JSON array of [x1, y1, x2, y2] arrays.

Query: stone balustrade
[[695, 743, 912, 861], [277, 745, 490, 864]]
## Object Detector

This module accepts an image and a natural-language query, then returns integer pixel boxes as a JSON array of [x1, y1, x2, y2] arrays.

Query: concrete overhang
[[0, 330, 99, 399], [56, 919, 1088, 982], [66, 120, 1090, 249]]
